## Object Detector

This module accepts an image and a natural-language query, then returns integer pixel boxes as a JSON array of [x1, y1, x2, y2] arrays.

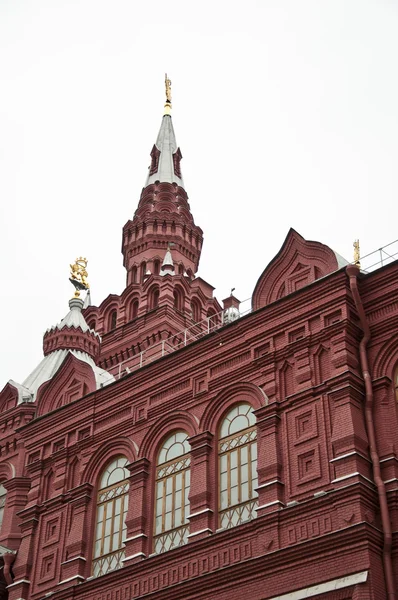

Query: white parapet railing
[[359, 239, 398, 273], [113, 298, 252, 380]]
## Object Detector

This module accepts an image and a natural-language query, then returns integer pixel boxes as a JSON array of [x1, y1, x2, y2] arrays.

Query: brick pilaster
[[329, 380, 371, 486], [58, 483, 93, 588], [0, 477, 30, 551], [254, 404, 285, 516], [123, 458, 150, 565], [7, 505, 39, 600], [187, 431, 214, 541]]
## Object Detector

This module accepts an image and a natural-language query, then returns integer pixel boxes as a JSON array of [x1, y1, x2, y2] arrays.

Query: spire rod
[[164, 73, 172, 115]]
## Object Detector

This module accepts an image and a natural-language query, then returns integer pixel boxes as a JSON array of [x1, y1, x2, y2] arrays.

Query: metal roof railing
[[359, 239, 398, 273], [112, 298, 252, 380]]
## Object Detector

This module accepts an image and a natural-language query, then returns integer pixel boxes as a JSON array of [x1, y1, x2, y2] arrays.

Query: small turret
[[1, 259, 114, 405]]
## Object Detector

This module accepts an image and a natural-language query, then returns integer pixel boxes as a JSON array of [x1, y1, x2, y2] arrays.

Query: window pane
[[220, 454, 227, 473], [165, 511, 172, 531], [103, 536, 110, 555], [105, 517, 112, 536], [165, 494, 173, 512], [156, 482, 163, 500], [220, 490, 228, 509], [241, 462, 249, 484], [175, 473, 182, 491], [230, 467, 238, 487], [175, 507, 182, 526], [251, 443, 257, 460], [229, 414, 250, 434], [241, 481, 249, 502], [115, 497, 122, 517], [156, 497, 164, 517], [155, 515, 162, 534], [220, 472, 228, 492]]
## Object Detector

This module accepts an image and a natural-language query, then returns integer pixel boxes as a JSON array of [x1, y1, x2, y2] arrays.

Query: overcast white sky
[[1, 0, 397, 389]]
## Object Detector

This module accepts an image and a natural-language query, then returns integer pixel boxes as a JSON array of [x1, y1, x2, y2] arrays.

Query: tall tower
[[122, 75, 203, 286], [83, 77, 221, 377]]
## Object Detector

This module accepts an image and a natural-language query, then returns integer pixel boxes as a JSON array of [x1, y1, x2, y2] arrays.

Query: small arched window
[[191, 299, 201, 322], [89, 321, 96, 331], [219, 404, 258, 530], [0, 484, 6, 530], [153, 259, 160, 276], [131, 266, 137, 284], [173, 288, 185, 313], [92, 457, 129, 577], [154, 432, 190, 554], [109, 310, 117, 331], [130, 299, 139, 320], [149, 286, 159, 310], [140, 262, 147, 283]]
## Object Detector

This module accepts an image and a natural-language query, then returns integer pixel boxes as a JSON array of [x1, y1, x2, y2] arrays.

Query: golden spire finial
[[164, 73, 172, 115], [69, 257, 90, 298], [353, 239, 361, 269]]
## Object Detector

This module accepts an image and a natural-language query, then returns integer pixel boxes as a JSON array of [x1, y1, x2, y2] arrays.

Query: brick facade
[[0, 111, 397, 599]]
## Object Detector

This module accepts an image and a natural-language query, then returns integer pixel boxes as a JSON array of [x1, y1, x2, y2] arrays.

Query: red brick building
[[0, 91, 397, 600]]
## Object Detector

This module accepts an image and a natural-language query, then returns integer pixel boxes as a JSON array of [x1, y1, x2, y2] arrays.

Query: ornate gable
[[36, 353, 96, 416], [0, 384, 19, 413], [252, 228, 344, 310]]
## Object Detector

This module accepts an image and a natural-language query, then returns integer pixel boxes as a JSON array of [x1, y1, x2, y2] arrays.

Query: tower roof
[[144, 76, 184, 188], [145, 115, 184, 188], [3, 295, 114, 405]]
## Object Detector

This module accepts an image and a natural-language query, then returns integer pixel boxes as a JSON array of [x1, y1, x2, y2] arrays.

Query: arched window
[[140, 262, 147, 283], [89, 321, 96, 331], [149, 286, 159, 310], [153, 259, 160, 276], [173, 288, 185, 313], [219, 404, 258, 530], [191, 299, 201, 322], [131, 266, 137, 284], [0, 484, 6, 530], [130, 299, 139, 320], [92, 457, 129, 577], [154, 432, 190, 554], [109, 310, 117, 331]]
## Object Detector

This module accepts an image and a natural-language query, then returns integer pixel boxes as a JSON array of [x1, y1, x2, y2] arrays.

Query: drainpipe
[[346, 264, 396, 598]]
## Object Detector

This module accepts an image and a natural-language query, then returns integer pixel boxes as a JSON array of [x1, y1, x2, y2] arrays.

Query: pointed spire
[[160, 243, 175, 276], [145, 75, 184, 188]]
